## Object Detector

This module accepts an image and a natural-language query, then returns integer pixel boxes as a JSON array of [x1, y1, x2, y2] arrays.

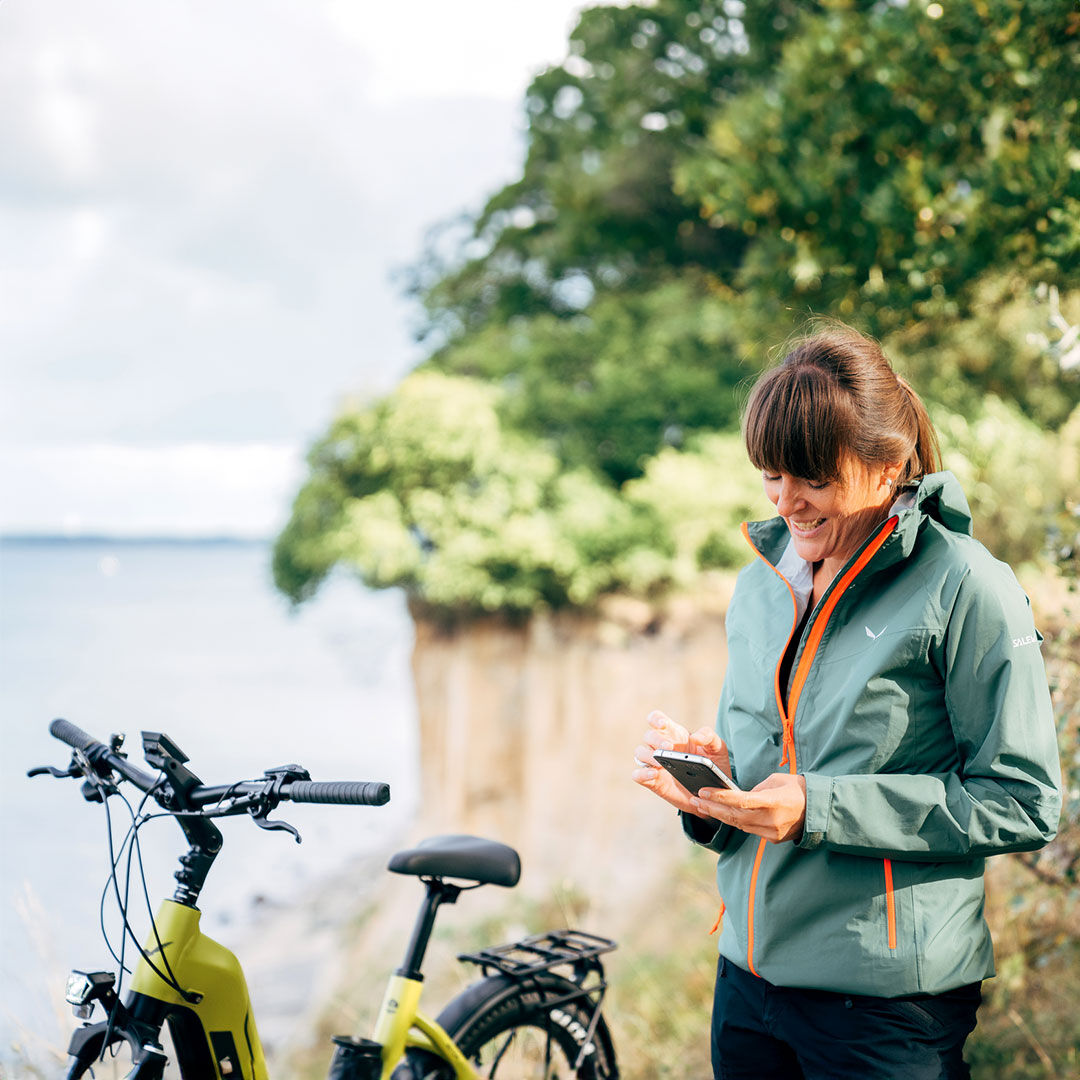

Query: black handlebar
[[49, 718, 162, 791], [289, 780, 390, 806], [39, 719, 391, 907], [44, 718, 390, 810], [49, 717, 98, 753]]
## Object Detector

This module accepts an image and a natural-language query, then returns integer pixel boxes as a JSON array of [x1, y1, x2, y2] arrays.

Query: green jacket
[[684, 471, 1061, 996]]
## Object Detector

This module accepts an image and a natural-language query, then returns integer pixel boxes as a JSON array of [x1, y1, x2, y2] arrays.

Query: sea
[[0, 537, 418, 1066]]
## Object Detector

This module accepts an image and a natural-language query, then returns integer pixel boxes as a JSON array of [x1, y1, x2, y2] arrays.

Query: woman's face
[[762, 456, 898, 569]]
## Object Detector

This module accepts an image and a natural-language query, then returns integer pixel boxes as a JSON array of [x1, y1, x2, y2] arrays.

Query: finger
[[688, 727, 724, 753], [643, 734, 675, 755], [699, 788, 758, 810], [633, 767, 696, 813], [688, 794, 737, 825], [633, 744, 658, 767], [647, 710, 689, 745]]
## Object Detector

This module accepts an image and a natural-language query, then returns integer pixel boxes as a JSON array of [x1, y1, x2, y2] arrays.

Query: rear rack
[[458, 929, 616, 979]]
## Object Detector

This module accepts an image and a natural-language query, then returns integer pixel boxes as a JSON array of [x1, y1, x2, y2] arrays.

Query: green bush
[[624, 433, 773, 585], [273, 371, 677, 618], [933, 396, 1065, 567]]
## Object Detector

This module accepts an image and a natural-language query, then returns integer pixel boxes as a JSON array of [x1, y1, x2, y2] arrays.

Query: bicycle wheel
[[398, 971, 617, 1079]]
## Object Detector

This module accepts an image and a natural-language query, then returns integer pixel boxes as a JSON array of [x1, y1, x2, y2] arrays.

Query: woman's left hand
[[690, 773, 808, 844]]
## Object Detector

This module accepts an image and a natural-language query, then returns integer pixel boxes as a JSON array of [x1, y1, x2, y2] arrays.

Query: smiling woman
[[632, 322, 1062, 1080], [742, 327, 941, 607]]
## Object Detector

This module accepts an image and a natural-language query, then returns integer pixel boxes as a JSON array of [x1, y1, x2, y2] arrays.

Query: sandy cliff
[[408, 584, 733, 905]]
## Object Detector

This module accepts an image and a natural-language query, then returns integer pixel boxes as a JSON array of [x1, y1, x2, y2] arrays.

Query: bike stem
[[397, 879, 463, 980], [172, 817, 224, 907]]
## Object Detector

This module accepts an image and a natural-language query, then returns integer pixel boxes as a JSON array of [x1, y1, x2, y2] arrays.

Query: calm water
[[0, 538, 418, 1060]]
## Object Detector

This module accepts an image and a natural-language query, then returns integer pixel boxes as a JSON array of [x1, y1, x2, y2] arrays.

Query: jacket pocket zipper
[[883, 858, 897, 950]]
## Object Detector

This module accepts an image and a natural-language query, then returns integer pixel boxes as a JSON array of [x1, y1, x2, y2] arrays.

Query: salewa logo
[[865, 625, 887, 640], [1012, 634, 1038, 649]]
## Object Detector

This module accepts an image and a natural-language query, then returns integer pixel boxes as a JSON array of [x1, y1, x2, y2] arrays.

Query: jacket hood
[[903, 470, 973, 538]]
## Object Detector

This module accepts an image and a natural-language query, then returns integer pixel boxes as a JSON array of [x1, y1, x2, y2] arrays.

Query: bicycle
[[30, 718, 619, 1079]]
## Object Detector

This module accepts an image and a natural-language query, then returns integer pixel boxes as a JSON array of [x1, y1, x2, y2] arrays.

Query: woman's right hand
[[632, 709, 733, 815]]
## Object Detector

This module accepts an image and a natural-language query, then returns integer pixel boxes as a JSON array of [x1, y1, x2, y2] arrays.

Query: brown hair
[[742, 324, 940, 487]]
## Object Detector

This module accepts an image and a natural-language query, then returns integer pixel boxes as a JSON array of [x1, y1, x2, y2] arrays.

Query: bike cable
[[95, 770, 201, 1011]]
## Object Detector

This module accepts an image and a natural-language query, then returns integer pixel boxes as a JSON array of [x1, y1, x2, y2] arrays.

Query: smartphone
[[652, 749, 741, 794]]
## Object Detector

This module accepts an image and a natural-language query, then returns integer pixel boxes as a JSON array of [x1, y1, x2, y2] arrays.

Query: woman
[[633, 326, 1061, 1080]]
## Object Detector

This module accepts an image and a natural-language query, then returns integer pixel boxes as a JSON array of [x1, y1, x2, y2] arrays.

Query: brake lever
[[250, 813, 302, 843], [27, 764, 81, 779], [247, 764, 308, 844]]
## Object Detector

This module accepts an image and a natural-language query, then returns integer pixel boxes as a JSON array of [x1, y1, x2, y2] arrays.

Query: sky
[[0, 0, 600, 537]]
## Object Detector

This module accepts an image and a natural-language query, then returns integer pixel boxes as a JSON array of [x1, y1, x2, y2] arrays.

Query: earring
[[886, 478, 894, 487]]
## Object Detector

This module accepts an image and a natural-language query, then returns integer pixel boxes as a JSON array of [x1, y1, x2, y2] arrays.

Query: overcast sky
[[0, 0, 597, 536]]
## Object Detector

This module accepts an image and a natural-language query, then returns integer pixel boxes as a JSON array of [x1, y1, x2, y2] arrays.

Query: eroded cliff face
[[408, 586, 733, 903]]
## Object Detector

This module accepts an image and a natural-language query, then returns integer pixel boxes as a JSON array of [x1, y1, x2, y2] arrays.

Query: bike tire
[[395, 971, 618, 1079]]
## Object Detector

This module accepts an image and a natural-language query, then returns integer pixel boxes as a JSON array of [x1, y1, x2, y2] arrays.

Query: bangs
[[742, 364, 855, 483]]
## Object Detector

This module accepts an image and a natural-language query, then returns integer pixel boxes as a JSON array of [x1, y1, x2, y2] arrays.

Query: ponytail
[[895, 376, 941, 487]]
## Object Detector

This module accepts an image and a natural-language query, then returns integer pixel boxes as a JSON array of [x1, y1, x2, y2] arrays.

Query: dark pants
[[711, 956, 982, 1080]]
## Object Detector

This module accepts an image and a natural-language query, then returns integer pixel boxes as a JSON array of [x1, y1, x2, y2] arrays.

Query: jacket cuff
[[680, 809, 734, 852], [797, 772, 833, 850]]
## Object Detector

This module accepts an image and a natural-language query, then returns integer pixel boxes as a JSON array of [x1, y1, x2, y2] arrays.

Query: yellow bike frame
[[371, 972, 478, 1079], [128, 902, 477, 1080], [129, 899, 270, 1080]]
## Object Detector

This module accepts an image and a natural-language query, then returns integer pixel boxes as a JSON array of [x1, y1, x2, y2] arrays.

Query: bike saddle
[[388, 834, 521, 888]]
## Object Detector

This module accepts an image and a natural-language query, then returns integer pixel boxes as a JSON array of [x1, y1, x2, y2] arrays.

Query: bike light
[[65, 970, 115, 1014]]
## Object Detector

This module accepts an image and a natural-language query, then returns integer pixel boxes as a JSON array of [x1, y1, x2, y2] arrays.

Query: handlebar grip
[[288, 780, 390, 806], [49, 718, 101, 754]]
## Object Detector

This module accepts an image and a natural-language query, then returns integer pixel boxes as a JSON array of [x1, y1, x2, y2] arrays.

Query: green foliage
[[273, 372, 676, 617], [273, 366, 784, 615], [624, 433, 773, 582], [410, 1, 818, 343], [932, 396, 1065, 567], [886, 277, 1080, 430], [278, 0, 1080, 618], [1049, 404, 1080, 581], [426, 275, 754, 486], [676, 0, 1080, 335]]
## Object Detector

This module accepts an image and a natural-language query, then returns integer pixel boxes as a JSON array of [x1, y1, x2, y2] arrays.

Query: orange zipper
[[739, 516, 898, 975], [883, 858, 897, 950], [746, 839, 767, 976], [709, 899, 726, 936]]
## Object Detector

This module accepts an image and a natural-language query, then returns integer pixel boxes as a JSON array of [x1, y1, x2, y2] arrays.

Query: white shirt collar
[[776, 538, 814, 622]]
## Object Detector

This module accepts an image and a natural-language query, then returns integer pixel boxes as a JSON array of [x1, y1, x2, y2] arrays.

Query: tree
[[676, 0, 1080, 421], [422, 275, 754, 486], [276, 0, 1080, 617], [410, 0, 818, 345]]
